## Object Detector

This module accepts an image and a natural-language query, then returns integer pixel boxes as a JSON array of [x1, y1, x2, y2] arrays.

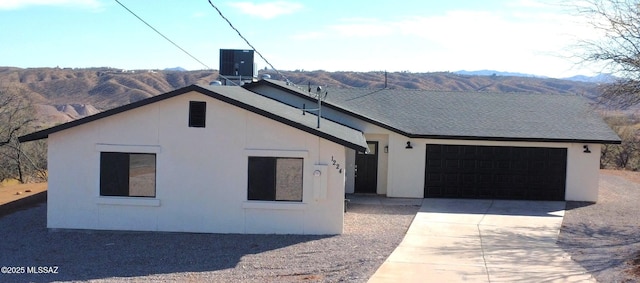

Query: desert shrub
[[601, 115, 640, 170]]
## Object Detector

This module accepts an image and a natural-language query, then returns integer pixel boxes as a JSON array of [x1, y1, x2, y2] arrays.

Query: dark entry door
[[425, 144, 567, 200], [355, 142, 378, 193]]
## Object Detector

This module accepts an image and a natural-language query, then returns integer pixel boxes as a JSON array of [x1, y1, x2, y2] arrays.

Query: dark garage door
[[425, 144, 567, 201]]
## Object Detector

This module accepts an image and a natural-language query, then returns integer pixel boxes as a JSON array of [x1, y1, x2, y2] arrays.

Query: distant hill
[[0, 67, 606, 126], [454, 69, 616, 83], [0, 66, 219, 107], [454, 70, 543, 78], [272, 70, 601, 99], [164, 67, 187, 72], [563, 73, 617, 83]]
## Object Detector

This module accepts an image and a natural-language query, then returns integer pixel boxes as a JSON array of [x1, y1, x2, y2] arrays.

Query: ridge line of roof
[[194, 84, 367, 151], [18, 85, 202, 142], [258, 78, 582, 96], [244, 79, 620, 144], [19, 84, 368, 151], [243, 80, 412, 137]]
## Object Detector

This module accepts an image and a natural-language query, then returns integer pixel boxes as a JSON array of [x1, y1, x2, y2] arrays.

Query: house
[[19, 85, 367, 234], [244, 79, 620, 201], [19, 78, 620, 235]]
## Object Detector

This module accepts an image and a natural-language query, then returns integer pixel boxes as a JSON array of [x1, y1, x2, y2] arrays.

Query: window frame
[[99, 152, 157, 198], [188, 101, 207, 128], [247, 156, 304, 202], [243, 150, 308, 207]]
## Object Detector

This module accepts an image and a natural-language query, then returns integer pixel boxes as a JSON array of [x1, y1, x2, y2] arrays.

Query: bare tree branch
[[0, 87, 46, 183], [574, 0, 640, 106], [0, 89, 33, 146]]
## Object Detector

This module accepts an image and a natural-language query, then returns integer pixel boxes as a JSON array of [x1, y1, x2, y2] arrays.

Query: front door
[[355, 141, 378, 193]]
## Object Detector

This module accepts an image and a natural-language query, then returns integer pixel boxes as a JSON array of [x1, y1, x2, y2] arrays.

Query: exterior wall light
[[583, 145, 591, 153], [384, 145, 389, 153], [406, 141, 413, 149]]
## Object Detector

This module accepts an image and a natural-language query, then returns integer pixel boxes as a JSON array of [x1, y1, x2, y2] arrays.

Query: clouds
[[0, 0, 101, 10], [329, 18, 394, 38], [228, 1, 302, 19], [283, 0, 598, 77], [0, 0, 601, 78]]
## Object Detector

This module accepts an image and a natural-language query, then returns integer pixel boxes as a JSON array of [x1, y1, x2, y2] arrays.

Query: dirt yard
[[0, 182, 47, 204], [558, 169, 640, 282], [0, 192, 418, 282], [3, 169, 640, 282]]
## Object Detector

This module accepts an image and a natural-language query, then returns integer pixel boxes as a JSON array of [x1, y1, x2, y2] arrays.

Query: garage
[[425, 144, 567, 201]]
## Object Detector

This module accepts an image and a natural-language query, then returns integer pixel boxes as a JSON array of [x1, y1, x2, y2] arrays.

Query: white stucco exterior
[[249, 83, 604, 202], [35, 81, 613, 236], [343, 131, 602, 202], [46, 91, 349, 234], [382, 135, 602, 202]]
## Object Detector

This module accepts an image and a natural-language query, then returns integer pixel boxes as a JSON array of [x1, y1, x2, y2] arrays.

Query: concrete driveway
[[368, 199, 594, 282]]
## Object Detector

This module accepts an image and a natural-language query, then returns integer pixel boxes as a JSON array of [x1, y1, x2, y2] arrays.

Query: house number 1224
[[331, 156, 342, 173]]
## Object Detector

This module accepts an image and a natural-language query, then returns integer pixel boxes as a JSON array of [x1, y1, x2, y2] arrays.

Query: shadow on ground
[[558, 221, 640, 277], [419, 199, 565, 217], [558, 198, 640, 282], [564, 201, 595, 211], [0, 203, 333, 282], [346, 203, 420, 216]]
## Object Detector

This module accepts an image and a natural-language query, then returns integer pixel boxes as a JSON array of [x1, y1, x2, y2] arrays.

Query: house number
[[331, 156, 343, 173]]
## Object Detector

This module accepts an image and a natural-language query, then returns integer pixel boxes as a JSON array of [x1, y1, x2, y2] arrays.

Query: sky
[[0, 0, 605, 78]]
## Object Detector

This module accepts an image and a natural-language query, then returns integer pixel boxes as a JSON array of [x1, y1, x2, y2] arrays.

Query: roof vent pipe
[[317, 86, 322, 128], [384, 70, 388, 88]]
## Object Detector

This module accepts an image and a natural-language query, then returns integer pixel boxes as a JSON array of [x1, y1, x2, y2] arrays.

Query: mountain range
[[454, 70, 617, 83], [0, 67, 608, 126]]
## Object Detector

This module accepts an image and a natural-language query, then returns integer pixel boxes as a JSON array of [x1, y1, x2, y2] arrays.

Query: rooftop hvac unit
[[219, 49, 256, 77]]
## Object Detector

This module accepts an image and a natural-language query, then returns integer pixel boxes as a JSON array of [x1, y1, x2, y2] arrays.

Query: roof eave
[[244, 80, 412, 137], [18, 85, 203, 143], [407, 134, 622, 145], [19, 84, 368, 152], [196, 86, 368, 151]]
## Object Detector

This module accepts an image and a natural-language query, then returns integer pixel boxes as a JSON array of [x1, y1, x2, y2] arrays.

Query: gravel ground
[[7, 169, 636, 283], [0, 200, 419, 282], [558, 170, 640, 283]]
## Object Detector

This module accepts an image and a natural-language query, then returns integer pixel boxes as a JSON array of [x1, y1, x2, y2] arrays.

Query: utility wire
[[114, 0, 212, 70], [114, 0, 240, 86], [115, 0, 293, 88], [207, 0, 293, 85]]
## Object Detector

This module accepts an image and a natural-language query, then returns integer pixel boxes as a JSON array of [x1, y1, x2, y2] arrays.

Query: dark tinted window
[[100, 152, 156, 197], [248, 157, 303, 201], [189, 101, 206, 128]]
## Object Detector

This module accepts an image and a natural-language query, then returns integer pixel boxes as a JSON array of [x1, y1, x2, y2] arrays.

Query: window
[[189, 101, 206, 128], [248, 157, 303, 202], [100, 152, 156, 197], [358, 142, 377, 155]]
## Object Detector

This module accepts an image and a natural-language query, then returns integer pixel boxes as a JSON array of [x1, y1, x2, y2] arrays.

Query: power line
[[114, 0, 243, 86], [114, 0, 212, 70], [207, 0, 292, 85]]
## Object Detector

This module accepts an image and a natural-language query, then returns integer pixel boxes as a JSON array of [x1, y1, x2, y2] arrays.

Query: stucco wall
[[46, 91, 347, 234], [345, 148, 356, 194], [249, 84, 603, 201], [385, 135, 601, 202], [565, 143, 601, 201]]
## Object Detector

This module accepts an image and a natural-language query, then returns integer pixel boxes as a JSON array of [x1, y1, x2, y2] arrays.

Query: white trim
[[242, 201, 306, 210], [244, 149, 308, 158], [95, 144, 162, 153], [95, 197, 161, 207]]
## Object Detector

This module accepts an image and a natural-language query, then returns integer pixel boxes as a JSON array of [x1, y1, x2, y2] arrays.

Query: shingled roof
[[246, 79, 620, 144], [18, 84, 368, 152]]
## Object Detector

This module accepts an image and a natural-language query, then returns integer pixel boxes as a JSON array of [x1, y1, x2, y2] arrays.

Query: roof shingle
[[250, 79, 620, 144], [18, 84, 368, 151]]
